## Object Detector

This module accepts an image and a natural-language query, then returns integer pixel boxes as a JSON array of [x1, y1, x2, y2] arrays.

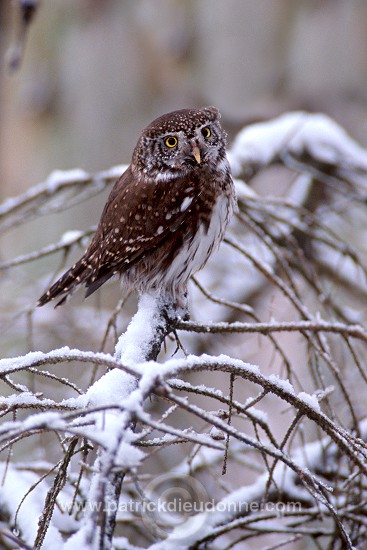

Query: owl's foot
[[160, 295, 189, 324], [166, 287, 189, 322]]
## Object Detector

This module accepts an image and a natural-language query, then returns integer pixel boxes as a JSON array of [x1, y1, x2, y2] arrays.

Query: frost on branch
[[1, 112, 367, 549], [115, 292, 187, 364]]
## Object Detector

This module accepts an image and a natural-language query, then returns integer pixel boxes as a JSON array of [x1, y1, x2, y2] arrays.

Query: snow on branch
[[228, 111, 367, 186], [178, 318, 367, 341], [0, 165, 127, 233], [1, 111, 367, 548], [0, 338, 366, 547]]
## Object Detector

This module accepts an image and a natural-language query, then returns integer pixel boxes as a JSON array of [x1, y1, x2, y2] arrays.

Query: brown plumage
[[38, 107, 235, 308]]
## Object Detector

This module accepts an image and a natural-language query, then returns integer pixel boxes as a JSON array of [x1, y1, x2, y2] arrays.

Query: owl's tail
[[38, 256, 109, 307], [38, 256, 91, 307], [38, 247, 115, 307]]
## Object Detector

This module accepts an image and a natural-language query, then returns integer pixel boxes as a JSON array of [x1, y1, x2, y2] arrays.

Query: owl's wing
[[84, 169, 202, 295], [38, 167, 207, 306]]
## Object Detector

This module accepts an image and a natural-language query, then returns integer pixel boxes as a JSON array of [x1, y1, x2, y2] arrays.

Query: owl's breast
[[121, 167, 234, 298], [188, 193, 233, 268], [160, 190, 233, 288]]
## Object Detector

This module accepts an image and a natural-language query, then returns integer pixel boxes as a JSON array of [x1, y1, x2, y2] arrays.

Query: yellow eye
[[201, 127, 211, 139], [164, 136, 178, 148]]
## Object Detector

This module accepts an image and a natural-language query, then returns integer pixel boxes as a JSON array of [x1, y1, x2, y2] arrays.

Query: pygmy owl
[[38, 107, 235, 309]]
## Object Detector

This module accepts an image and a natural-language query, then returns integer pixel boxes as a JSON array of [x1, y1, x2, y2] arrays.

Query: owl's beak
[[192, 145, 201, 164]]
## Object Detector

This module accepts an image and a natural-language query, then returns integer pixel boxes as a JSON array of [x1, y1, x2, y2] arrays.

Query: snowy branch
[[1, 111, 367, 548]]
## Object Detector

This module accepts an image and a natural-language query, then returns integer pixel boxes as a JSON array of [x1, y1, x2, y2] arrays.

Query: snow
[[0, 266, 343, 550], [59, 230, 84, 245], [116, 441, 145, 468], [85, 368, 136, 407], [297, 391, 321, 412], [0, 342, 321, 430], [209, 426, 225, 440], [148, 432, 328, 550], [232, 177, 258, 200], [175, 444, 226, 475], [98, 164, 128, 180], [0, 463, 64, 549], [247, 407, 268, 423], [170, 378, 226, 400], [0, 164, 128, 224], [229, 111, 367, 177], [62, 527, 90, 550], [2, 109, 366, 547], [0, 349, 46, 374], [268, 374, 295, 394], [0, 392, 57, 408], [167, 353, 261, 378], [0, 346, 117, 377], [115, 293, 165, 364], [45, 168, 89, 193]]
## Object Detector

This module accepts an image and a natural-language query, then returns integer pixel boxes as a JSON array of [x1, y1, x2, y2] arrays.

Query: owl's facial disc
[[162, 125, 220, 171], [159, 133, 201, 172], [132, 112, 225, 178]]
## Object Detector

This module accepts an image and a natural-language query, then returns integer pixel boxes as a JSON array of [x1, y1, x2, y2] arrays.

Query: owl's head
[[132, 107, 227, 179]]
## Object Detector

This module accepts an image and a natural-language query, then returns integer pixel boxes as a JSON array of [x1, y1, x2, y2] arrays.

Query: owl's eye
[[201, 127, 211, 139], [164, 136, 178, 148]]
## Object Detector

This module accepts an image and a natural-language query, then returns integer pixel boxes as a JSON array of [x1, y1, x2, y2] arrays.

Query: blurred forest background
[[2, 0, 367, 225], [2, 0, 367, 194], [1, 2, 367, 548]]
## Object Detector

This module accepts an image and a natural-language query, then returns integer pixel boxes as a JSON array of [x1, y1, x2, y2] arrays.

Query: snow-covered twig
[[0, 166, 127, 232], [228, 111, 367, 188], [65, 293, 185, 549], [177, 318, 367, 341], [2, 111, 367, 548]]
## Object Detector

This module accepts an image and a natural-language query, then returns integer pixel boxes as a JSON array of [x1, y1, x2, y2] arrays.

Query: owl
[[38, 107, 235, 309]]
